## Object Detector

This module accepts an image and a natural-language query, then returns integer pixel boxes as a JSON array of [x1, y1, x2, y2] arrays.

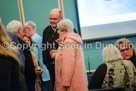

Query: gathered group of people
[[0, 8, 88, 91], [0, 8, 136, 91]]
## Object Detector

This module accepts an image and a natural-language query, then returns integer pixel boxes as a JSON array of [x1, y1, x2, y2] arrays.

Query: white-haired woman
[[50, 19, 88, 91], [88, 44, 136, 91]]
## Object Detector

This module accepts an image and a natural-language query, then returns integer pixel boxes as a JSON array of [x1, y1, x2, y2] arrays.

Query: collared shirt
[[52, 28, 57, 33], [31, 33, 50, 81]]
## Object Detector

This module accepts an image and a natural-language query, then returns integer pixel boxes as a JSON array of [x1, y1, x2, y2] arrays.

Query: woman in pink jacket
[[50, 19, 88, 91]]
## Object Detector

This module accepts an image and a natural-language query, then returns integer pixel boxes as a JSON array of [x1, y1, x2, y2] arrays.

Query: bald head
[[49, 8, 62, 30], [50, 8, 62, 17]]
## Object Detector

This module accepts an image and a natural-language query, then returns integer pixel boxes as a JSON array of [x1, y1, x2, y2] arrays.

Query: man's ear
[[60, 16, 63, 20]]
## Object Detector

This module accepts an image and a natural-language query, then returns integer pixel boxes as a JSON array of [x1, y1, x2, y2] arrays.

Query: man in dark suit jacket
[[6, 21, 36, 91], [7, 31, 25, 72]]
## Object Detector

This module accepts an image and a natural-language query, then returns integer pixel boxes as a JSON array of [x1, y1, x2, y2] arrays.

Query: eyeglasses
[[49, 17, 60, 21], [120, 48, 132, 53]]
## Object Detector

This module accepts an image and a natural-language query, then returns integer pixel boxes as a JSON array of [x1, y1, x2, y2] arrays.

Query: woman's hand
[[35, 68, 43, 75], [50, 50, 57, 59]]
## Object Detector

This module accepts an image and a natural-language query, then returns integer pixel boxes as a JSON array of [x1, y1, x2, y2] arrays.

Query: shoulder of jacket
[[0, 55, 17, 63], [43, 25, 51, 32], [63, 38, 75, 44], [123, 60, 135, 66]]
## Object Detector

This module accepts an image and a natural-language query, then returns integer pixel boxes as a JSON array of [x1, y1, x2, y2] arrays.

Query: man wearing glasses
[[115, 38, 136, 67], [42, 8, 63, 89]]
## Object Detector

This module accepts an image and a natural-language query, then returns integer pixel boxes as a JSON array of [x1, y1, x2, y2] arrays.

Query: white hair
[[57, 19, 73, 32], [25, 21, 36, 31], [102, 44, 123, 63], [6, 20, 22, 33]]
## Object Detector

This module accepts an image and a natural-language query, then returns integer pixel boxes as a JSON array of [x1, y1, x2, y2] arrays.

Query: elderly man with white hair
[[7, 20, 24, 39], [6, 20, 25, 71], [6, 20, 36, 91]]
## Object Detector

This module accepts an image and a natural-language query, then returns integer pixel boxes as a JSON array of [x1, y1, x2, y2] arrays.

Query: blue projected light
[[76, 0, 136, 40]]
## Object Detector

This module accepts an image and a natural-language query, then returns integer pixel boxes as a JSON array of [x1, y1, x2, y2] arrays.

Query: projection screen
[[76, 0, 136, 40]]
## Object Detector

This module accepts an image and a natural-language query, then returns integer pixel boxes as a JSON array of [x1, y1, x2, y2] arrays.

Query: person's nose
[[124, 50, 128, 53], [50, 19, 54, 22]]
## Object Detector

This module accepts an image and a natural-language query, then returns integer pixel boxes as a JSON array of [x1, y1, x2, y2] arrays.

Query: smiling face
[[49, 9, 62, 30], [23, 36, 31, 47]]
